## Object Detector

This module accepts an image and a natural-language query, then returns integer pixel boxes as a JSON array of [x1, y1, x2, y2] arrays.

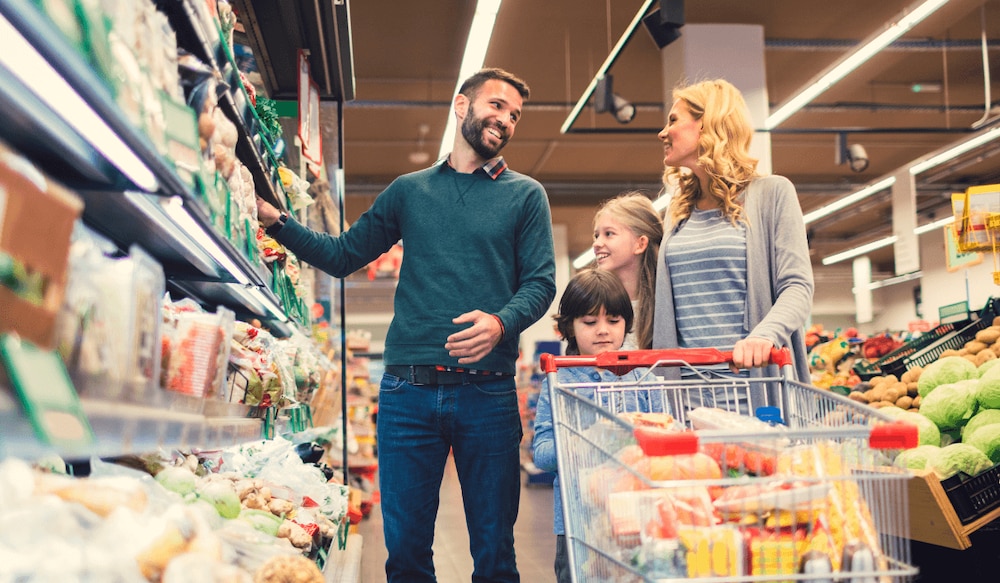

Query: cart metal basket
[[540, 348, 919, 582]]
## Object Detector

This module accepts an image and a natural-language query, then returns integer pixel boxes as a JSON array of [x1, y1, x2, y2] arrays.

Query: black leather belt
[[385, 365, 510, 385]]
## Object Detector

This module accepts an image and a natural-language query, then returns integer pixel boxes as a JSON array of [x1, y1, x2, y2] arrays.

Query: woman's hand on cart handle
[[731, 337, 782, 371]]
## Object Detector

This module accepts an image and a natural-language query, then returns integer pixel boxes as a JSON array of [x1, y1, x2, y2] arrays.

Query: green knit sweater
[[275, 160, 556, 374]]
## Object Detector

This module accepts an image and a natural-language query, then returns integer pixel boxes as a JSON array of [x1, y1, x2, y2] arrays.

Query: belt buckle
[[412, 365, 434, 385]]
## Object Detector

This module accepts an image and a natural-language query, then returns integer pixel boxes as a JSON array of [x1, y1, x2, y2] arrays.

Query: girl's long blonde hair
[[664, 79, 759, 227], [593, 192, 663, 350]]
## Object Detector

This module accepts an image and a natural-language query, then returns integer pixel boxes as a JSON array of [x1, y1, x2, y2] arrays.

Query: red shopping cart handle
[[539, 347, 792, 374]]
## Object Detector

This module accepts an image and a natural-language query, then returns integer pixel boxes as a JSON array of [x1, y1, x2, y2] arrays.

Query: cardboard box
[[0, 154, 83, 348]]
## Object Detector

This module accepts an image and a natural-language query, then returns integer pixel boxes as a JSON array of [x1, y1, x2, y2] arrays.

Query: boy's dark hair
[[553, 269, 633, 355], [459, 68, 531, 101]]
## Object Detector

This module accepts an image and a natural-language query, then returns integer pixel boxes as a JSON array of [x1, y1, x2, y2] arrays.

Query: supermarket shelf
[[0, 0, 188, 195], [158, 0, 288, 211], [0, 0, 303, 325], [0, 386, 264, 461]]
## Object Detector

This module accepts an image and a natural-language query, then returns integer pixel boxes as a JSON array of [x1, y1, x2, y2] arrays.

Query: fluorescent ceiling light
[[0, 14, 159, 191], [437, 0, 504, 159], [803, 177, 896, 225], [822, 236, 898, 266], [159, 196, 252, 285], [914, 215, 954, 235], [765, 0, 948, 129], [910, 127, 1000, 175], [572, 249, 595, 270]]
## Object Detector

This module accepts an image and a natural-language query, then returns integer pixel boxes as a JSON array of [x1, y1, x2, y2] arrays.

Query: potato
[[965, 354, 980, 366], [941, 349, 962, 358], [976, 327, 1000, 344], [965, 340, 989, 354], [993, 315, 1000, 327], [883, 386, 902, 403], [848, 392, 869, 403], [896, 395, 913, 409], [912, 395, 921, 407], [906, 382, 919, 397], [976, 349, 997, 366]]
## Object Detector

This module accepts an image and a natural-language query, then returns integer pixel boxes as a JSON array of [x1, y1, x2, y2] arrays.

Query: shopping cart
[[540, 347, 919, 583]]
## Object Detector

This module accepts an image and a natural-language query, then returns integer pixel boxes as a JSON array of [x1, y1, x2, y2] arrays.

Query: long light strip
[[437, 0, 504, 159], [823, 216, 959, 266], [822, 236, 898, 265], [914, 215, 954, 235], [559, 0, 657, 135], [0, 14, 159, 191], [765, 0, 948, 130], [160, 196, 252, 285], [803, 177, 896, 225], [910, 126, 1000, 175]]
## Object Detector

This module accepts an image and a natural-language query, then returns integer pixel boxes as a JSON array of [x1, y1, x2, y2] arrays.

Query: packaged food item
[[676, 525, 744, 578]]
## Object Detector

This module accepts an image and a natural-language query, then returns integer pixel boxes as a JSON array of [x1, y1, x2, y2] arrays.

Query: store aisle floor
[[356, 455, 557, 582]]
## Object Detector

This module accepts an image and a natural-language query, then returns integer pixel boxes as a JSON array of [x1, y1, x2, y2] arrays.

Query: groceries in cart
[[542, 348, 918, 582]]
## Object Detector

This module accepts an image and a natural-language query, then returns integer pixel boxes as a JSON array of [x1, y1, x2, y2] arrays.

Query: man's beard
[[461, 105, 508, 159]]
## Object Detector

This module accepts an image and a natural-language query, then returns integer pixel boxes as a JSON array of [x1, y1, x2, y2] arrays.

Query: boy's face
[[572, 307, 626, 356]]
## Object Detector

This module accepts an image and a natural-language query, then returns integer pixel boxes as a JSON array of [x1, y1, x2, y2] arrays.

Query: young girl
[[531, 269, 668, 583], [592, 192, 664, 350]]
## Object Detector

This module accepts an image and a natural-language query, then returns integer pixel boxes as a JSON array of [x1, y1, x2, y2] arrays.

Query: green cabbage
[[961, 409, 1000, 440], [965, 424, 1000, 465], [977, 362, 1000, 409], [978, 358, 1000, 378], [893, 444, 941, 470], [897, 411, 941, 446], [918, 356, 978, 398], [198, 481, 241, 519], [927, 443, 994, 479], [919, 381, 979, 431]]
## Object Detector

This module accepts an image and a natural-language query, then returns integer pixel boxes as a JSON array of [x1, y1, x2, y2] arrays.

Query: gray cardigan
[[653, 174, 814, 383]]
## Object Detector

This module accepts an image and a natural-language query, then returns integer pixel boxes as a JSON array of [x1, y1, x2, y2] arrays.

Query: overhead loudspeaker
[[643, 0, 684, 49]]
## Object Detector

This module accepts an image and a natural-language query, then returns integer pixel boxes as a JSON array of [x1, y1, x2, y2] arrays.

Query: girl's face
[[572, 306, 626, 356], [658, 99, 701, 169], [593, 214, 647, 277]]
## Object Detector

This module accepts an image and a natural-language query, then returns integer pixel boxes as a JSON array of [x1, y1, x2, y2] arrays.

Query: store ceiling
[[237, 0, 1000, 318], [332, 0, 1000, 275]]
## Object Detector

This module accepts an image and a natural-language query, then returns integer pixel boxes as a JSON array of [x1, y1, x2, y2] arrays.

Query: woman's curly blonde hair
[[664, 79, 759, 227]]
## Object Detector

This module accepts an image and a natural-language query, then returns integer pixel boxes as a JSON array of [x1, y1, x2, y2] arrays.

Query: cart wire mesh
[[541, 348, 918, 583]]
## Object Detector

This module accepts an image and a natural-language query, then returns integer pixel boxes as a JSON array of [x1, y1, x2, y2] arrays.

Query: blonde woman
[[591, 192, 664, 349], [654, 78, 814, 397]]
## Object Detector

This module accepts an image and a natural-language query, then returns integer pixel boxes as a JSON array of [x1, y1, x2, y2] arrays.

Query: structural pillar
[[659, 24, 772, 174]]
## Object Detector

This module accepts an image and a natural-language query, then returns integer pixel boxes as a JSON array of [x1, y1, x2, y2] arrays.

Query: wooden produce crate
[[906, 468, 1000, 550]]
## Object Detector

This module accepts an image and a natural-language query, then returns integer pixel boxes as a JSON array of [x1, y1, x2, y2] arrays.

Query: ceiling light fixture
[[910, 126, 1000, 175], [914, 215, 954, 235], [803, 177, 896, 225], [765, 0, 949, 130], [0, 13, 159, 192], [822, 236, 898, 266], [594, 75, 636, 124], [437, 0, 503, 159]]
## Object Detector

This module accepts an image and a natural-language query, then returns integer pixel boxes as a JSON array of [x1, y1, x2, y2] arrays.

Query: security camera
[[847, 143, 869, 173]]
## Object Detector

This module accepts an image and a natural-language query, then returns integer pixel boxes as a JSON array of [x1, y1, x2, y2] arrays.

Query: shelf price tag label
[[0, 334, 94, 451]]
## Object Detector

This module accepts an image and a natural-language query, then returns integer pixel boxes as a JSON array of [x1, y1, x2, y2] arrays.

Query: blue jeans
[[378, 373, 522, 583]]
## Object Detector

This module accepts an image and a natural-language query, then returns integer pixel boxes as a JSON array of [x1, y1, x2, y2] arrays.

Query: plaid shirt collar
[[440, 154, 508, 180]]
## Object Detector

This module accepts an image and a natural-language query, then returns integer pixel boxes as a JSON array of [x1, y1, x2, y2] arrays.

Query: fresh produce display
[[0, 436, 348, 582]]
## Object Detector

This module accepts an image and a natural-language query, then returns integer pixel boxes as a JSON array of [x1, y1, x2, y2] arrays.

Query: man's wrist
[[490, 314, 506, 340], [265, 212, 288, 236]]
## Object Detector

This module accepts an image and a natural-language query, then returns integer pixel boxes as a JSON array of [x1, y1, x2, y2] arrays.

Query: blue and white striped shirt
[[665, 208, 748, 351]]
